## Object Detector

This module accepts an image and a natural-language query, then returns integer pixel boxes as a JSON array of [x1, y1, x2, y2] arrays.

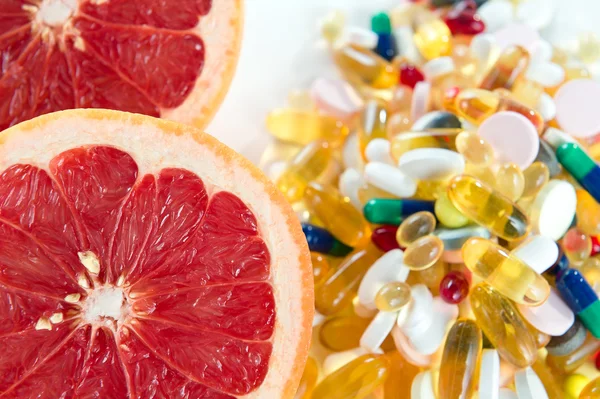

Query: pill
[[529, 180, 577, 240], [322, 347, 369, 376], [411, 371, 437, 399], [344, 26, 378, 49], [526, 62, 565, 88], [554, 79, 600, 138], [536, 92, 556, 122], [392, 325, 432, 367], [511, 235, 560, 274], [546, 319, 586, 357], [408, 297, 458, 355], [518, 289, 575, 336], [515, 367, 549, 399], [400, 284, 434, 336], [338, 168, 363, 210], [534, 139, 561, 177], [364, 162, 417, 198], [310, 77, 363, 122], [364, 198, 436, 225], [398, 148, 465, 180], [342, 132, 362, 170], [479, 349, 501, 399], [477, 0, 513, 33], [411, 81, 431, 122], [556, 268, 600, 338], [358, 249, 409, 310], [434, 226, 491, 251], [365, 138, 394, 165], [515, 0, 555, 30], [411, 110, 462, 131], [359, 310, 398, 353]]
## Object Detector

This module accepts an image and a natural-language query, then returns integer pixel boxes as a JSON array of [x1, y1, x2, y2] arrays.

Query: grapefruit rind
[[0, 109, 313, 398]]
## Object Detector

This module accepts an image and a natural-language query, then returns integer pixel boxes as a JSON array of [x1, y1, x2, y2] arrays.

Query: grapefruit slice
[[0, 0, 241, 130], [0, 109, 313, 398]]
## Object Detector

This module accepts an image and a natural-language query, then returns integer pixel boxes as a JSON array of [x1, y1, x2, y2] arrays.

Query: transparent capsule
[[388, 86, 414, 114], [546, 333, 600, 374], [440, 270, 470, 304], [375, 281, 412, 312], [266, 109, 350, 146], [439, 319, 482, 399], [390, 130, 446, 160], [462, 237, 550, 305], [455, 130, 495, 167], [581, 257, 600, 294], [448, 175, 531, 241], [479, 45, 530, 91], [383, 351, 421, 398], [413, 18, 453, 60], [495, 163, 525, 202], [562, 228, 592, 266], [357, 182, 398, 205], [333, 43, 398, 90], [414, 179, 449, 201], [371, 225, 401, 252], [531, 358, 564, 399], [470, 283, 538, 368], [319, 315, 371, 352], [435, 191, 470, 228], [464, 163, 496, 187], [396, 211, 437, 248], [403, 235, 444, 271], [386, 111, 413, 138], [521, 162, 550, 200], [576, 189, 600, 236], [358, 100, 389, 160], [295, 357, 319, 399], [580, 377, 600, 399], [417, 258, 448, 295], [511, 78, 545, 108], [311, 252, 331, 287]]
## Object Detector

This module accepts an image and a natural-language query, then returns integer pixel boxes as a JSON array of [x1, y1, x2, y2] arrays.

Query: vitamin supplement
[[399, 62, 426, 89], [319, 315, 371, 351], [371, 12, 397, 61], [581, 257, 600, 294], [578, 189, 600, 236], [375, 281, 412, 312], [363, 198, 435, 225], [521, 162, 550, 200], [580, 377, 600, 399], [435, 192, 470, 228], [357, 182, 398, 205], [440, 270, 470, 304], [315, 243, 383, 315], [383, 351, 421, 398], [322, 347, 369, 375], [556, 143, 600, 204], [563, 374, 589, 399], [495, 163, 525, 201], [448, 175, 531, 242], [360, 310, 399, 353], [295, 357, 319, 399], [547, 333, 600, 374], [320, 10, 345, 44], [470, 283, 538, 367], [398, 148, 466, 181], [479, 45, 529, 91], [462, 238, 550, 305], [276, 140, 332, 202], [365, 138, 393, 165], [412, 370, 437, 398], [556, 268, 600, 338], [266, 109, 350, 146], [302, 223, 353, 257], [333, 43, 398, 90], [413, 17, 453, 60], [418, 258, 448, 293], [443, 0, 486, 35], [562, 228, 592, 265], [554, 79, 600, 138], [396, 211, 437, 248], [345, 27, 379, 50], [531, 358, 565, 399], [403, 235, 444, 271], [438, 319, 482, 399], [338, 168, 363, 210], [478, 349, 501, 399], [412, 110, 462, 132], [434, 225, 491, 251], [515, 367, 550, 399], [529, 180, 577, 240], [455, 130, 495, 167], [546, 320, 587, 358], [364, 162, 417, 198], [358, 249, 409, 310], [310, 77, 364, 122], [535, 139, 561, 177], [390, 130, 449, 161], [305, 182, 371, 247], [358, 100, 389, 159], [518, 288, 574, 336], [312, 354, 390, 399], [411, 81, 432, 121], [392, 326, 433, 367], [371, 225, 401, 252], [386, 110, 413, 138], [388, 86, 413, 114], [311, 252, 331, 286]]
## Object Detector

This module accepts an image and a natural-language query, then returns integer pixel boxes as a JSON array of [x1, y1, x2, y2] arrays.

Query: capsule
[[556, 143, 600, 204], [403, 235, 444, 271], [439, 271, 470, 304], [413, 18, 453, 60], [363, 198, 435, 225], [448, 175, 531, 241], [302, 223, 353, 257], [435, 192, 470, 228], [580, 377, 600, 399], [547, 332, 600, 374], [312, 354, 391, 399], [305, 182, 371, 247], [358, 100, 389, 159], [375, 281, 412, 312], [319, 315, 371, 351], [577, 189, 600, 236], [479, 45, 529, 91], [276, 140, 332, 202], [455, 130, 495, 168], [531, 358, 564, 399], [521, 162, 550, 200], [462, 237, 550, 305], [266, 109, 349, 146], [470, 283, 538, 368], [295, 357, 319, 399], [417, 257, 448, 294], [371, 225, 401, 252], [396, 211, 437, 248], [371, 12, 397, 61], [333, 43, 398, 89], [386, 111, 413, 138], [562, 228, 592, 265], [494, 163, 525, 202], [438, 319, 482, 399], [357, 183, 398, 205], [383, 351, 421, 398], [315, 243, 383, 315], [390, 130, 456, 161], [556, 268, 600, 338]]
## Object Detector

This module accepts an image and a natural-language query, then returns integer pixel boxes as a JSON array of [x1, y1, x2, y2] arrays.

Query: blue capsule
[[301, 223, 353, 257], [371, 12, 397, 61], [556, 268, 600, 338]]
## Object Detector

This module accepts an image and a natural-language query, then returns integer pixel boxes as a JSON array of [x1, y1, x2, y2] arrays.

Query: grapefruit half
[[0, 109, 313, 398], [0, 0, 242, 130]]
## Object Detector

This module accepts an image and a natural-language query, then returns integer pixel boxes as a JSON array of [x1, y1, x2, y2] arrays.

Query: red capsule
[[399, 63, 425, 89], [443, 0, 486, 36], [591, 235, 600, 257], [596, 350, 600, 370], [440, 271, 470, 304], [371, 225, 401, 252]]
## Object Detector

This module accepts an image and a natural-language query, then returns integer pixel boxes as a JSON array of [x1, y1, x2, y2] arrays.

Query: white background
[[206, 0, 600, 164]]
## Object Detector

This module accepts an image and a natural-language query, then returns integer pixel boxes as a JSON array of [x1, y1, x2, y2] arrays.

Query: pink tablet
[[554, 79, 600, 138]]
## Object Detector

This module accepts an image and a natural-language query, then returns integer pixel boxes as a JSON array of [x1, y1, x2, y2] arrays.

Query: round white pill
[[512, 235, 559, 274], [515, 367, 549, 399], [364, 162, 417, 197], [365, 138, 393, 165], [518, 289, 575, 336], [536, 93, 556, 122], [554, 79, 600, 138], [529, 180, 577, 240], [358, 249, 408, 310], [398, 148, 465, 180]]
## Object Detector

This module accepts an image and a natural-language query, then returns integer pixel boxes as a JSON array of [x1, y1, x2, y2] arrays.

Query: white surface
[[358, 249, 408, 310], [479, 349, 501, 399]]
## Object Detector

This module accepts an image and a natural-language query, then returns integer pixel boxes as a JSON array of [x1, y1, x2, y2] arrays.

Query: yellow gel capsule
[[375, 281, 412, 312], [439, 319, 482, 399], [546, 333, 600, 374], [312, 354, 391, 399], [462, 238, 550, 305], [295, 357, 319, 399], [266, 109, 349, 146], [293, 200, 324, 226], [311, 252, 331, 287], [387, 111, 413, 139], [448, 175, 531, 241], [531, 358, 564, 399], [389, 86, 414, 114], [495, 163, 525, 202], [359, 100, 389, 159], [383, 350, 421, 399], [464, 164, 496, 187], [565, 65, 591, 81], [414, 19, 453, 60], [396, 211, 437, 247], [418, 258, 448, 295], [562, 227, 592, 266], [389, 129, 458, 161], [305, 182, 371, 247], [276, 140, 332, 202], [470, 283, 538, 368], [580, 377, 600, 399], [455, 130, 495, 167], [315, 243, 383, 315], [333, 44, 398, 90], [511, 78, 544, 108], [415, 179, 448, 201], [576, 189, 600, 236], [563, 374, 590, 399], [435, 192, 469, 228], [319, 315, 371, 351], [522, 162, 550, 200], [479, 45, 530, 91], [581, 257, 600, 293], [403, 235, 444, 271], [357, 182, 398, 204]]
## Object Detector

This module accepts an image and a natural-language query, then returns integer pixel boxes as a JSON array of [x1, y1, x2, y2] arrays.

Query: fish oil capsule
[[417, 257, 448, 294], [531, 359, 564, 399], [375, 281, 412, 312], [305, 182, 371, 247], [547, 333, 600, 374], [448, 175, 531, 241], [581, 257, 600, 294], [389, 130, 447, 161], [358, 249, 409, 310], [470, 283, 538, 368], [462, 237, 550, 305], [396, 211, 437, 248], [315, 243, 382, 315], [302, 223, 353, 257], [455, 130, 495, 167], [386, 111, 413, 138], [495, 163, 525, 201], [295, 357, 319, 399], [266, 109, 350, 146], [435, 191, 470, 228], [388, 86, 413, 113], [413, 17, 453, 60], [403, 235, 444, 271], [363, 198, 435, 225], [319, 315, 371, 351], [562, 228, 592, 265], [333, 43, 398, 90], [311, 253, 331, 287], [521, 162, 550, 200], [371, 225, 401, 252], [415, 179, 448, 201], [439, 319, 482, 399], [576, 189, 600, 236], [276, 140, 332, 202], [580, 377, 600, 399], [440, 270, 470, 304], [479, 45, 530, 91], [312, 354, 391, 399], [383, 351, 421, 398], [358, 100, 389, 159]]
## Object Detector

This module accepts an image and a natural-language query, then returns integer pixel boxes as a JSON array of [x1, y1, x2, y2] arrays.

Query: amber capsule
[[546, 333, 600, 374], [462, 238, 550, 305], [276, 140, 332, 202], [295, 357, 319, 399], [312, 354, 391, 399], [315, 243, 383, 315], [266, 109, 349, 146], [305, 182, 371, 247], [396, 211, 437, 248], [311, 252, 331, 287], [357, 183, 398, 204], [479, 45, 529, 91], [576, 189, 600, 236], [383, 350, 421, 398], [494, 163, 525, 202], [511, 78, 544, 108], [418, 258, 448, 295], [562, 227, 592, 266], [531, 358, 564, 399], [386, 111, 413, 139], [319, 315, 371, 351], [470, 283, 538, 368], [581, 257, 600, 293], [413, 18, 453, 60], [580, 377, 600, 399], [333, 43, 398, 90], [455, 130, 495, 168], [439, 319, 482, 399], [521, 162, 550, 200], [404, 235, 444, 271], [358, 100, 389, 159], [375, 281, 412, 312], [448, 175, 531, 242]]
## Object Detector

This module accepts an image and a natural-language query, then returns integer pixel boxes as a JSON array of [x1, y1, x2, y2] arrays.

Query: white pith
[[37, 0, 78, 27], [81, 286, 130, 327]]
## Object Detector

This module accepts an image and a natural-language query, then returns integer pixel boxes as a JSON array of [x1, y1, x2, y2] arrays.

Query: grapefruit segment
[[0, 14, 30, 37], [0, 26, 33, 74], [33, 46, 75, 116]]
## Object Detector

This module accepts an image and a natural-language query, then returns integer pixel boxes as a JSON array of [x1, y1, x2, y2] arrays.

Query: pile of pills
[[260, 1, 600, 398]]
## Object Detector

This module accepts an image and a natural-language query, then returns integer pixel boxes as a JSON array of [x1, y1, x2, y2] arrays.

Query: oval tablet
[[364, 162, 417, 197], [518, 289, 575, 336], [365, 138, 393, 164], [515, 367, 549, 399], [358, 249, 408, 310], [392, 325, 432, 367], [398, 148, 465, 180], [411, 371, 437, 399], [512, 235, 559, 274], [554, 79, 600, 138], [338, 168, 363, 210], [359, 310, 398, 354], [529, 180, 577, 240], [479, 349, 500, 399], [401, 284, 434, 336], [411, 81, 431, 122], [478, 111, 539, 169], [408, 297, 458, 355]]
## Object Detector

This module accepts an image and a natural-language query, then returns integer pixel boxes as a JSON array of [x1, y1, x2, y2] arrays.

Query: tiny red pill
[[443, 0, 486, 36], [440, 271, 470, 304], [399, 63, 425, 89], [371, 225, 401, 252]]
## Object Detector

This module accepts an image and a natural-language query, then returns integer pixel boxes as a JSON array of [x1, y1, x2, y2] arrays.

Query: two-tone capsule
[[363, 198, 435, 225], [302, 223, 353, 257], [556, 142, 600, 204], [556, 268, 600, 338]]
